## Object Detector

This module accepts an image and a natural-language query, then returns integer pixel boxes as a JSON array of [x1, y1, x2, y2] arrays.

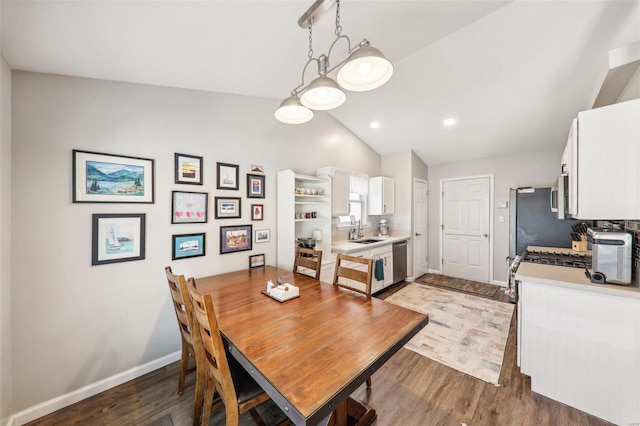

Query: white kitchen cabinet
[[518, 279, 640, 425], [370, 245, 393, 293], [277, 170, 332, 273], [369, 176, 395, 215], [317, 167, 350, 216], [564, 98, 640, 219]]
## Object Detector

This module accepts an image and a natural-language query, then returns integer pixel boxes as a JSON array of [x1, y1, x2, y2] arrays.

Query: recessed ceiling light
[[443, 117, 456, 126], [370, 121, 381, 129]]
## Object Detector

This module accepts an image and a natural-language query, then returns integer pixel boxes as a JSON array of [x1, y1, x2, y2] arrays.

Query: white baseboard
[[427, 268, 441, 274], [404, 276, 415, 282], [492, 280, 507, 287], [9, 350, 181, 426]]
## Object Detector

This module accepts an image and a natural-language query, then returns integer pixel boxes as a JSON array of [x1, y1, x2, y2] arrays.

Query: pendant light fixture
[[274, 0, 393, 124]]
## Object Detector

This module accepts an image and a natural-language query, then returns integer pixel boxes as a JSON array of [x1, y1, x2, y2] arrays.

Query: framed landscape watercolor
[[251, 204, 263, 221], [220, 224, 252, 254], [174, 153, 203, 185], [247, 174, 265, 198], [92, 213, 145, 265], [255, 229, 270, 243], [217, 162, 239, 190], [172, 233, 206, 260], [73, 150, 154, 203], [172, 191, 208, 224], [249, 253, 265, 268], [214, 197, 241, 219]]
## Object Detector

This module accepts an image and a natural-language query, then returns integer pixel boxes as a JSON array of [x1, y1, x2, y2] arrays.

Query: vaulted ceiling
[[2, 1, 638, 165]]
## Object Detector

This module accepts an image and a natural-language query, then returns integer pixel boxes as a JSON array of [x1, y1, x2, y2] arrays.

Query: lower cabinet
[[370, 245, 393, 294], [337, 245, 395, 294], [518, 280, 640, 425]]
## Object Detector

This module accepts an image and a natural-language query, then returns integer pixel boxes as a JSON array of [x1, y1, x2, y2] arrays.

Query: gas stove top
[[521, 249, 592, 269]]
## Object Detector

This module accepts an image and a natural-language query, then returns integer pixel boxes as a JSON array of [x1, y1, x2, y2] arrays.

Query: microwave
[[550, 174, 569, 219]]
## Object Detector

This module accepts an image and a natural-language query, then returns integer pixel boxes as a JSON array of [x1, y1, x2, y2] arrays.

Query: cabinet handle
[[383, 205, 386, 212], [415, 233, 422, 236]]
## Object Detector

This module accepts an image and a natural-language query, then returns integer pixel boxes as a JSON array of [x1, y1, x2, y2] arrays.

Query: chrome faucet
[[357, 220, 364, 239]]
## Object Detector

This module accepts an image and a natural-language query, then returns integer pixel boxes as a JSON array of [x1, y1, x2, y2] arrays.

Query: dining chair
[[164, 266, 206, 425], [332, 253, 374, 387], [292, 246, 323, 280], [187, 277, 279, 426]]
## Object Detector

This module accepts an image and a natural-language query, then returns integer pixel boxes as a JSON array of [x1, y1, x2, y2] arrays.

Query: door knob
[[483, 234, 488, 238], [415, 233, 422, 236]]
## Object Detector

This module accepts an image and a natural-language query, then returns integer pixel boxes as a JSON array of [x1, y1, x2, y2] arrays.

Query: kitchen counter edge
[[332, 236, 411, 254], [515, 262, 640, 300]]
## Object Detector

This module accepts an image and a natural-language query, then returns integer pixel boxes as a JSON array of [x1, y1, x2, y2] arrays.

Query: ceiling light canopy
[[275, 0, 393, 124]]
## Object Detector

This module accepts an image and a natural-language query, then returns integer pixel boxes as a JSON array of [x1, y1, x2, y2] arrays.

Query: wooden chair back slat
[[293, 247, 323, 280], [332, 253, 373, 296]]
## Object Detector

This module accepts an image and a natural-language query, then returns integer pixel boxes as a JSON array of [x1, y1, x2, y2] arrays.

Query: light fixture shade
[[274, 95, 314, 124], [300, 76, 346, 110], [337, 46, 394, 92]]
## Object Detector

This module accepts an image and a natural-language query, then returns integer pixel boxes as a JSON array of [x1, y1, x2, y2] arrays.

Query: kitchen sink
[[353, 238, 383, 244]]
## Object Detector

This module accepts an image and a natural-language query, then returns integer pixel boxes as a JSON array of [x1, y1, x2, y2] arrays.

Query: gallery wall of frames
[[73, 149, 269, 267]]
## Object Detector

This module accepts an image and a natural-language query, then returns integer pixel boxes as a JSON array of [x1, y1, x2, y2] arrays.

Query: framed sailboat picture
[[92, 213, 146, 265], [73, 150, 155, 203], [216, 162, 239, 190]]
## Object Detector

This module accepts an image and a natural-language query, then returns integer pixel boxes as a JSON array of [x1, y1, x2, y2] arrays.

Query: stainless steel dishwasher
[[392, 241, 408, 283]]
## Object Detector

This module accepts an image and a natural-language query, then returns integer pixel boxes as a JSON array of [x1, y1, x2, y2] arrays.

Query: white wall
[[428, 148, 562, 283], [0, 56, 12, 426], [10, 71, 381, 416], [381, 151, 428, 279]]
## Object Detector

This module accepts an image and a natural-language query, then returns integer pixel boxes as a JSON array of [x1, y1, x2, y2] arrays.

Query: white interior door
[[413, 179, 428, 278], [441, 177, 490, 282]]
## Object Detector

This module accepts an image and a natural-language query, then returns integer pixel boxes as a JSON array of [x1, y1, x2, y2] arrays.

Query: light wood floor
[[26, 281, 613, 426]]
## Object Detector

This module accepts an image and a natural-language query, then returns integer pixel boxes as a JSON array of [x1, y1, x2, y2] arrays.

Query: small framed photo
[[174, 153, 203, 185], [251, 204, 263, 221], [92, 213, 145, 265], [172, 233, 206, 260], [220, 225, 252, 254], [255, 229, 270, 243], [250, 164, 264, 174], [249, 253, 265, 268], [217, 162, 239, 190], [73, 150, 154, 203], [215, 197, 241, 219], [172, 191, 208, 224], [247, 174, 265, 198]]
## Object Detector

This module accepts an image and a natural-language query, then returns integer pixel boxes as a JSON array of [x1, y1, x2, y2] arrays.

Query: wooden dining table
[[195, 265, 428, 426]]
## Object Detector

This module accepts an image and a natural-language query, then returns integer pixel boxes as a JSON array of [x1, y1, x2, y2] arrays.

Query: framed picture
[[220, 224, 252, 254], [217, 162, 239, 190], [250, 164, 264, 174], [215, 197, 241, 219], [174, 153, 203, 185], [249, 253, 265, 268], [73, 150, 154, 203], [251, 204, 263, 221], [247, 174, 265, 198], [92, 213, 145, 265], [172, 233, 206, 260], [172, 191, 208, 224], [255, 229, 270, 243]]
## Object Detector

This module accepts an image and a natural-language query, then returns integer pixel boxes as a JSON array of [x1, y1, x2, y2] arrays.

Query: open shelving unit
[[277, 170, 333, 282]]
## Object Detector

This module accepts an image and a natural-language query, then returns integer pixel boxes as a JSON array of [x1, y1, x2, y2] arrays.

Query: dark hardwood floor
[[26, 280, 613, 426]]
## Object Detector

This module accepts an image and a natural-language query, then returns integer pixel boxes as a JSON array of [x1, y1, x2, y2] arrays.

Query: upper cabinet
[[369, 176, 395, 215], [565, 99, 640, 219], [317, 167, 350, 216]]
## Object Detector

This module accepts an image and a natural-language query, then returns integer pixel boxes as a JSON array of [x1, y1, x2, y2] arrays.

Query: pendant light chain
[[334, 0, 342, 37], [308, 19, 314, 59]]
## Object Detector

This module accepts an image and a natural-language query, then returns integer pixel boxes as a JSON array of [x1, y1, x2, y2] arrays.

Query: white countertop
[[332, 235, 410, 254], [515, 246, 640, 299]]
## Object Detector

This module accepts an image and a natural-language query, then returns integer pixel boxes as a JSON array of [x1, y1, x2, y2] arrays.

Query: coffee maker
[[378, 219, 389, 236]]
